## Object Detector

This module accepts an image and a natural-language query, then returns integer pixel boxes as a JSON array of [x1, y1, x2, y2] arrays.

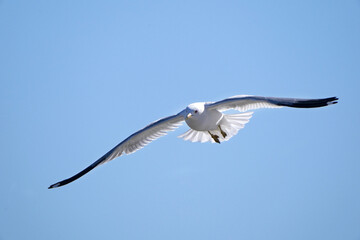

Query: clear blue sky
[[1, 1, 359, 239]]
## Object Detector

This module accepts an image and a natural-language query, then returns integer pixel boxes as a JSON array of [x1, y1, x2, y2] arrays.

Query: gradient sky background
[[1, 1, 360, 239]]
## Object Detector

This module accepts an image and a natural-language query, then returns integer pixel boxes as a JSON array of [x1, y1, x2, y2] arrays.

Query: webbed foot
[[208, 131, 220, 144]]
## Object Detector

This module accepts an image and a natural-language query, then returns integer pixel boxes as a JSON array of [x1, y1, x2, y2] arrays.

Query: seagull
[[49, 95, 338, 189]]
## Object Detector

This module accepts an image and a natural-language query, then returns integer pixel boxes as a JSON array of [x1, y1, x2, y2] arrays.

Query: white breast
[[185, 108, 223, 131]]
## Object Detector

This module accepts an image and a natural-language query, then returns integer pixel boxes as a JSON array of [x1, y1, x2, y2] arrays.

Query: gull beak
[[186, 113, 192, 119]]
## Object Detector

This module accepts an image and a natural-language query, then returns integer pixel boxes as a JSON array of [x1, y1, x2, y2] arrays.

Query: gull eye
[[194, 110, 198, 113]]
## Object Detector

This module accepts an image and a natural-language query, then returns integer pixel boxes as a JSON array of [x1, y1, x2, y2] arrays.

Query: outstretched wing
[[206, 95, 338, 112], [49, 112, 185, 189]]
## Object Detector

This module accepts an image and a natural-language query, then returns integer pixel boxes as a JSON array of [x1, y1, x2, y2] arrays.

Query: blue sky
[[1, 0, 359, 239]]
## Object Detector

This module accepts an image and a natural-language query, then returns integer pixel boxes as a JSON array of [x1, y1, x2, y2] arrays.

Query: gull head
[[185, 102, 205, 119]]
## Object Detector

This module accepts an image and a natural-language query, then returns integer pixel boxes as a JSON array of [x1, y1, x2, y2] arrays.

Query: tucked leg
[[208, 131, 220, 144], [218, 125, 227, 138]]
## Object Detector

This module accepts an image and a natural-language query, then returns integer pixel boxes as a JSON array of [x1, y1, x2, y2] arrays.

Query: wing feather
[[206, 95, 338, 112]]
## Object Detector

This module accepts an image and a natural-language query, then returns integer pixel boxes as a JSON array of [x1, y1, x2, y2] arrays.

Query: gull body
[[49, 95, 338, 189]]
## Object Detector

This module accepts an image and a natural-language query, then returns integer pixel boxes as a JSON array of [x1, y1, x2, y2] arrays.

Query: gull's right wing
[[49, 111, 185, 189]]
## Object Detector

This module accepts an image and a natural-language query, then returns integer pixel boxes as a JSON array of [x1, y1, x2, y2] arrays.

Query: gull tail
[[178, 112, 253, 143], [217, 112, 253, 141]]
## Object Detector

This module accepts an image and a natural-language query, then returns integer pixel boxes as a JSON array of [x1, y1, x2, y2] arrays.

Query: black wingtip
[[47, 159, 102, 189], [330, 97, 339, 104], [327, 97, 338, 105], [48, 182, 61, 189], [277, 96, 339, 108]]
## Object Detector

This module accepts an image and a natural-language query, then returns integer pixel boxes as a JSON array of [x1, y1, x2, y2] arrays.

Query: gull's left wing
[[206, 95, 338, 112], [49, 111, 185, 189]]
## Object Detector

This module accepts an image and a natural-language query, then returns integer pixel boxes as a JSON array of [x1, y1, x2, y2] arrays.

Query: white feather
[[102, 115, 184, 164], [207, 95, 283, 112]]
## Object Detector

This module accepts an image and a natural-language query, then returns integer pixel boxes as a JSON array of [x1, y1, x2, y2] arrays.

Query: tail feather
[[178, 112, 253, 143]]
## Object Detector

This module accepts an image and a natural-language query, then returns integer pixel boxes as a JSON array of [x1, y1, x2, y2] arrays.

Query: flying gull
[[49, 95, 338, 189]]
